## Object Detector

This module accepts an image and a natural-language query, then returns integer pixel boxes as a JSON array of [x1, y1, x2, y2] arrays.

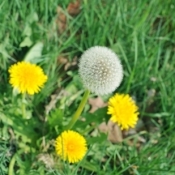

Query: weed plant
[[0, 0, 175, 174]]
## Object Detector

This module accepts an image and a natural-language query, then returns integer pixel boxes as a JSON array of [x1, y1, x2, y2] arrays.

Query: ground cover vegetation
[[0, 0, 175, 175]]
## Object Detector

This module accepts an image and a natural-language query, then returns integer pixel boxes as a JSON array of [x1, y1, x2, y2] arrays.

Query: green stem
[[8, 152, 17, 175], [22, 93, 26, 118], [65, 90, 90, 130]]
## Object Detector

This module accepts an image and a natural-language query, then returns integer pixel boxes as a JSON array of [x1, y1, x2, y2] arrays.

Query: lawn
[[0, 0, 175, 175]]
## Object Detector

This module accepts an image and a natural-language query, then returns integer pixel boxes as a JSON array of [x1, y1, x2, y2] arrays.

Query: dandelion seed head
[[79, 46, 123, 95]]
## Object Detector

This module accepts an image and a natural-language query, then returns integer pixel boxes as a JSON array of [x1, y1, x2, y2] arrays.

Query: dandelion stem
[[65, 90, 90, 130], [22, 93, 26, 118], [8, 152, 16, 175]]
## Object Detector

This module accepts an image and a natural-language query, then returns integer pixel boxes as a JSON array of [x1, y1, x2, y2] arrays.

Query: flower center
[[67, 143, 75, 152]]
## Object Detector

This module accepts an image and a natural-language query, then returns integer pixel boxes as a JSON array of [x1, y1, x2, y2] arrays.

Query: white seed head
[[79, 46, 123, 95]]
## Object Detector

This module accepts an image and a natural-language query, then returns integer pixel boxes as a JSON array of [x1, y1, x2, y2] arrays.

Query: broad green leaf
[[75, 107, 108, 129], [22, 24, 32, 37], [80, 160, 98, 172], [87, 132, 107, 144], [19, 37, 33, 47], [24, 42, 43, 63], [48, 108, 64, 128]]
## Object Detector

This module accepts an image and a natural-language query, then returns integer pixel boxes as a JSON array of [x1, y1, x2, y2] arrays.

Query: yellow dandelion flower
[[9, 61, 47, 95], [107, 93, 139, 130], [55, 130, 87, 163]]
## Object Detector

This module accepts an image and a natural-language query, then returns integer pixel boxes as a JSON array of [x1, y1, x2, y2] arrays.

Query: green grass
[[0, 0, 175, 174]]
